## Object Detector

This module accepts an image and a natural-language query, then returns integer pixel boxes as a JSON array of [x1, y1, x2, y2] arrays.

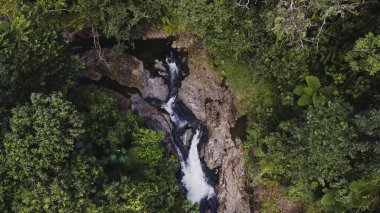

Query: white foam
[[162, 58, 215, 204], [166, 59, 179, 79], [163, 96, 176, 111], [163, 96, 177, 122], [163, 96, 187, 128], [180, 130, 215, 204]]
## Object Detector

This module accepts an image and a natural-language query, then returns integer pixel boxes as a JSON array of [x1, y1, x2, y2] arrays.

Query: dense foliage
[[0, 10, 79, 108], [161, 0, 380, 211], [0, 1, 196, 211], [0, 91, 194, 212], [1, 0, 379, 212]]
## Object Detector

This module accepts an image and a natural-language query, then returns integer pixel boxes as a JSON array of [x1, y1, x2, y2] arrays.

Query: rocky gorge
[[78, 34, 251, 213]]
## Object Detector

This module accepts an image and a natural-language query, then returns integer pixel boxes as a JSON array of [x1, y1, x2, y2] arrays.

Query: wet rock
[[154, 59, 166, 71], [182, 128, 193, 147], [130, 94, 174, 154], [82, 48, 174, 153], [136, 69, 173, 153], [142, 69, 168, 101], [78, 69, 103, 81], [82, 49, 144, 91]]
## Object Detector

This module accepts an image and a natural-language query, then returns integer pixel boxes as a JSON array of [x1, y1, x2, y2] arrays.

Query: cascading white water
[[163, 96, 187, 129], [180, 130, 215, 204], [162, 95, 215, 204], [146, 50, 217, 212], [166, 59, 179, 79]]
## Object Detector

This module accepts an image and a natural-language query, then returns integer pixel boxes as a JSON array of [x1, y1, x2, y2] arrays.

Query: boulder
[[130, 94, 174, 154], [142, 69, 168, 101], [82, 49, 145, 91]]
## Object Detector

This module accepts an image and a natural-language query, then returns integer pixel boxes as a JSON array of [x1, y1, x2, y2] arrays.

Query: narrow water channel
[[145, 50, 218, 213], [72, 39, 218, 212]]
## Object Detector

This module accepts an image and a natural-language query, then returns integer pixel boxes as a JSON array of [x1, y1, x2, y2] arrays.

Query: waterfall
[[145, 49, 218, 213], [180, 129, 215, 203]]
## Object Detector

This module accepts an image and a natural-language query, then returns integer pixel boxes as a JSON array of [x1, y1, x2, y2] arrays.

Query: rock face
[[171, 33, 195, 49], [133, 68, 173, 154], [80, 47, 175, 154], [141, 69, 168, 101], [176, 38, 251, 213], [134, 19, 168, 40], [82, 49, 144, 91], [80, 35, 251, 213], [130, 94, 174, 154]]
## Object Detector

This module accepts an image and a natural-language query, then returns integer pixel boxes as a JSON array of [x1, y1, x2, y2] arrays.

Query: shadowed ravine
[[145, 50, 218, 213]]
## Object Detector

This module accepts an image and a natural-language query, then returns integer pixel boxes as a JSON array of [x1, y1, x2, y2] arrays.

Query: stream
[[145, 50, 218, 212], [72, 38, 219, 212]]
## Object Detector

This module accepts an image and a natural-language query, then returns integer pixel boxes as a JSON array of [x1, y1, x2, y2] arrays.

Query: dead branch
[[316, 18, 326, 50], [47, 8, 70, 13], [92, 27, 110, 68], [237, 0, 250, 9]]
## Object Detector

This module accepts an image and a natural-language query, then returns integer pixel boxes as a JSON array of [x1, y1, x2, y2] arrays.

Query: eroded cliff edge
[[175, 37, 251, 213], [80, 35, 251, 213]]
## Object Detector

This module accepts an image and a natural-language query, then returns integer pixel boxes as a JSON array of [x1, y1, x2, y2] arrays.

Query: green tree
[[0, 90, 188, 212], [293, 76, 337, 106], [3, 93, 84, 181], [72, 0, 170, 41], [72, 90, 187, 212], [345, 32, 380, 75], [0, 93, 86, 211], [10, 154, 103, 212], [249, 100, 380, 211], [75, 90, 140, 172], [0, 16, 80, 108]]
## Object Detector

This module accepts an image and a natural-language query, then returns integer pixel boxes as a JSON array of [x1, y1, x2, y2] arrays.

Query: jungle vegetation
[[1, 0, 379, 212]]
